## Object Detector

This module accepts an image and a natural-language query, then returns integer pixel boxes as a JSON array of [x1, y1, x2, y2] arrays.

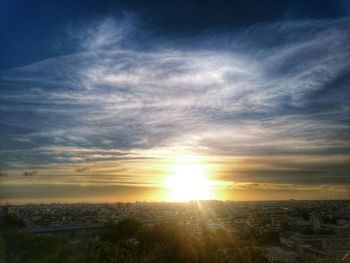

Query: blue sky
[[0, 0, 349, 203]]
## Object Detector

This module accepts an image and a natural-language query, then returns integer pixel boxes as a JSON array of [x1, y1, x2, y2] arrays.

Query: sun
[[164, 161, 213, 202]]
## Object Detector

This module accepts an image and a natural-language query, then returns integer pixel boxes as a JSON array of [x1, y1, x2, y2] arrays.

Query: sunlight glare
[[164, 161, 212, 201]]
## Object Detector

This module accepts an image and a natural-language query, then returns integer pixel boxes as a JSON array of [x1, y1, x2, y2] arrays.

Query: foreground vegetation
[[0, 209, 270, 263]]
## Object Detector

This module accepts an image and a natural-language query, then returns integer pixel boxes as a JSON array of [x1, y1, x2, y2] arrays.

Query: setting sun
[[164, 161, 213, 201]]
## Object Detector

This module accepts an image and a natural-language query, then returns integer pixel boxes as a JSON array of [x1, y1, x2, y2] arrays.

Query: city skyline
[[0, 0, 350, 204]]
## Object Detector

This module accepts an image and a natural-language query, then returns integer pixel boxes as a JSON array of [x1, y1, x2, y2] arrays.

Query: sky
[[0, 0, 349, 203]]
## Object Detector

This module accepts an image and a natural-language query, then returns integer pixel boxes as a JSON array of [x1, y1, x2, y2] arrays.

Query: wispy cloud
[[0, 16, 349, 193], [74, 15, 137, 51]]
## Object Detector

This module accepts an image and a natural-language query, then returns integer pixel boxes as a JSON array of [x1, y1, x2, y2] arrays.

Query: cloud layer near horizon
[[0, 16, 349, 199]]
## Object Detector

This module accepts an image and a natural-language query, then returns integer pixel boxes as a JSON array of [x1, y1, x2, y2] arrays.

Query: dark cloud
[[22, 171, 37, 177], [218, 155, 350, 185], [76, 166, 89, 173]]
